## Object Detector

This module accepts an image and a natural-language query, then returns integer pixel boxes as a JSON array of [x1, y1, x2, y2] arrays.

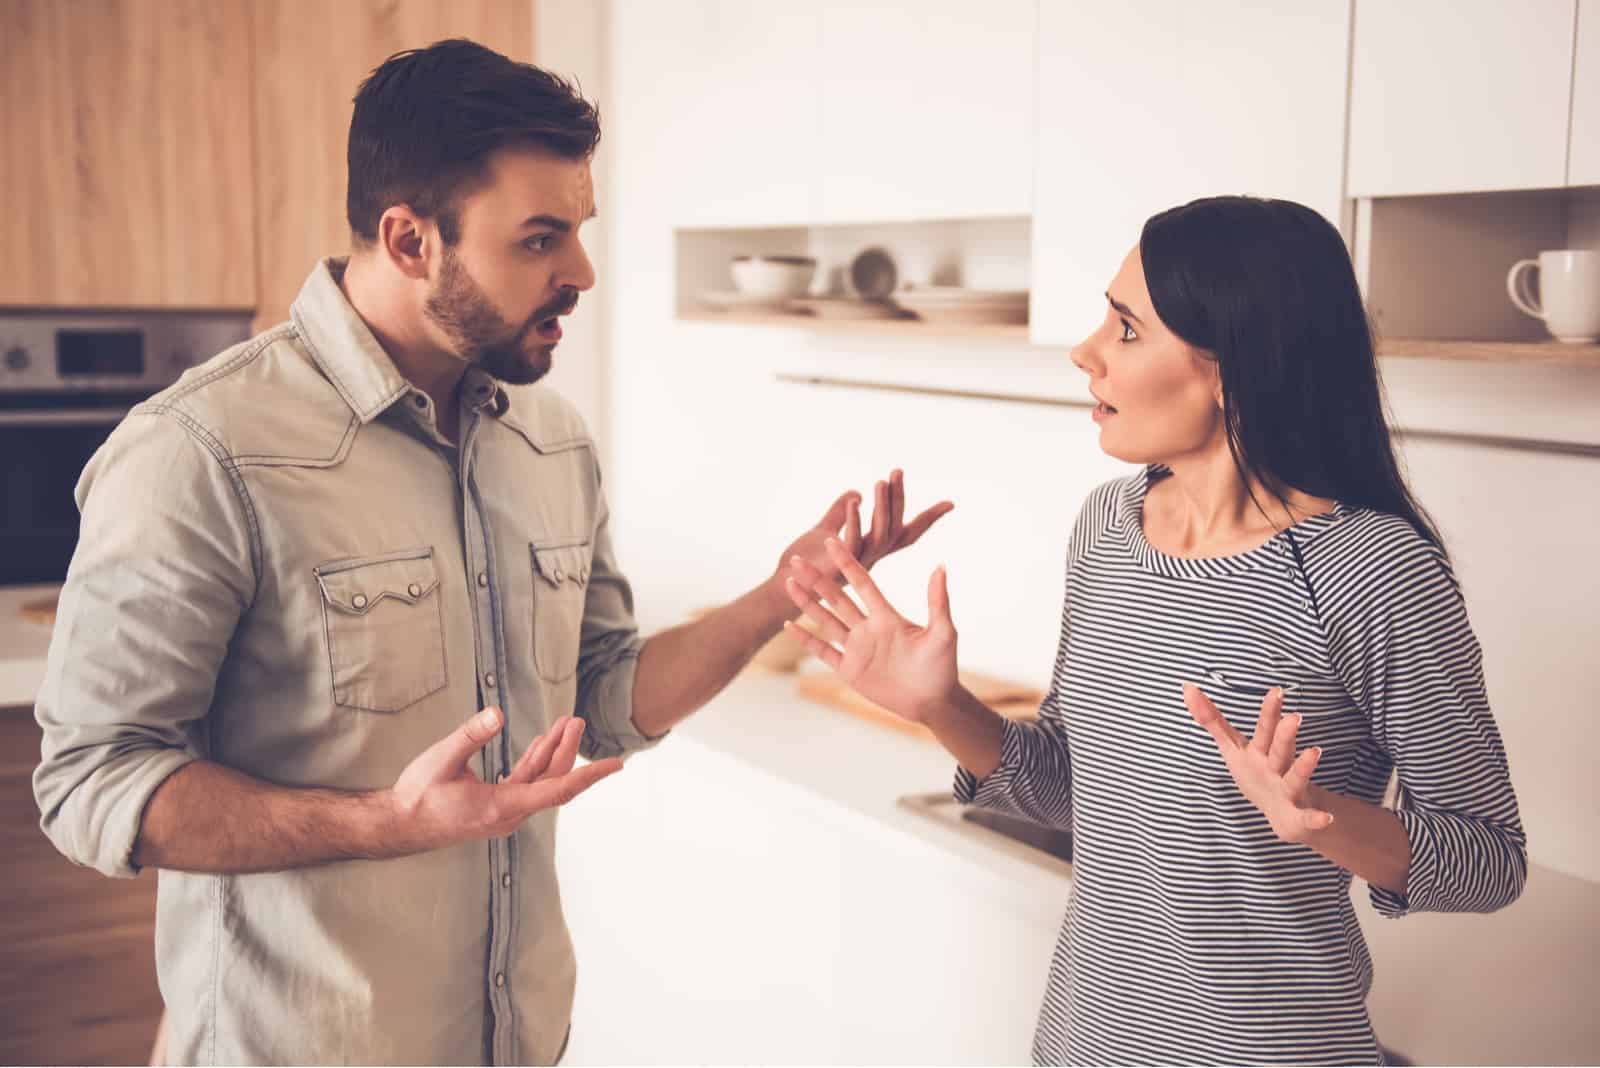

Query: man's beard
[[422, 249, 576, 385]]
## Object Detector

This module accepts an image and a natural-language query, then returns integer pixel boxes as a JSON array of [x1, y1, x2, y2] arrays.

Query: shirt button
[[553, 568, 565, 583], [407, 582, 422, 598], [477, 571, 489, 587], [495, 771, 507, 784], [351, 593, 368, 609], [484, 672, 497, 688], [1282, 566, 1294, 577], [501, 873, 512, 888], [1300, 599, 1311, 612], [494, 972, 506, 989], [579, 568, 589, 583], [413, 395, 427, 409]]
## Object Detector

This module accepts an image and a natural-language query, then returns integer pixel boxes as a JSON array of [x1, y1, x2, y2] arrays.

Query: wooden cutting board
[[19, 596, 58, 626], [796, 669, 1044, 743]]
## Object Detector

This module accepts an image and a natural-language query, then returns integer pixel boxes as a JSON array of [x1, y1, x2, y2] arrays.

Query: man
[[32, 39, 950, 1065]]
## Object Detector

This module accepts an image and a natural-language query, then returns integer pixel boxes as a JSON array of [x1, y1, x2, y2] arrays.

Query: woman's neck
[[1146, 446, 1334, 559]]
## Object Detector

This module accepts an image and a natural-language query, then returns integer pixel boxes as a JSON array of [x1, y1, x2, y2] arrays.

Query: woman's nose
[[1069, 339, 1102, 378]]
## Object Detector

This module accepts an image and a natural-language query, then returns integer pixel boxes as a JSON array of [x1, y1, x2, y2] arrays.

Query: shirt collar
[[289, 256, 510, 423]]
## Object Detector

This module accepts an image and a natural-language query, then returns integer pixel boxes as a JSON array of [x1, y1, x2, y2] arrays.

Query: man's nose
[[561, 240, 597, 292]]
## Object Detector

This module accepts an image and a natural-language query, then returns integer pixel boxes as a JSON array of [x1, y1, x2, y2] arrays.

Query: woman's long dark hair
[[1139, 195, 1445, 553]]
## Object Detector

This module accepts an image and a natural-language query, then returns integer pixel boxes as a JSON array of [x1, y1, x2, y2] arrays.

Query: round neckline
[[1120, 465, 1349, 579]]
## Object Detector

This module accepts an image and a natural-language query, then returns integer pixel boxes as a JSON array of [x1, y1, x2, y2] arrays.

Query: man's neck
[[339, 253, 467, 435]]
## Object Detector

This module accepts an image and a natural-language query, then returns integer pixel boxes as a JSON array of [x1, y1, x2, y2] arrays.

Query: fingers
[[818, 490, 857, 533], [783, 620, 843, 670], [845, 494, 864, 557], [898, 500, 955, 547], [926, 565, 955, 636], [825, 537, 894, 615], [421, 706, 505, 780], [1248, 687, 1285, 756], [1267, 710, 1303, 771], [500, 757, 624, 816], [868, 478, 890, 554], [1281, 744, 1323, 797], [1181, 684, 1245, 751], [788, 554, 866, 626], [886, 469, 905, 546], [506, 716, 578, 785], [783, 575, 853, 645]]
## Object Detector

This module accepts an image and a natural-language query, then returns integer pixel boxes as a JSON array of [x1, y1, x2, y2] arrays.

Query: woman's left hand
[[1182, 683, 1334, 844]]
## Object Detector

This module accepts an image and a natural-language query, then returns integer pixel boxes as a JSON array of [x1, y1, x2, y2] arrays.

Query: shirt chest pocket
[[531, 540, 591, 683], [314, 548, 448, 713]]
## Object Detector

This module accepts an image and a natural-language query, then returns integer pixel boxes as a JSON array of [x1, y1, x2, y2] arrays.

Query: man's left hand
[[778, 469, 953, 584]]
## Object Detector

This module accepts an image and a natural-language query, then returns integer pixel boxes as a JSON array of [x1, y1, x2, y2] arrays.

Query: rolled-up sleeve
[[571, 484, 657, 761], [33, 409, 256, 877], [1329, 535, 1528, 918]]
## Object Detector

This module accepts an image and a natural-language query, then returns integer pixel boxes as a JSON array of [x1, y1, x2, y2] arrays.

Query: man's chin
[[478, 344, 554, 386]]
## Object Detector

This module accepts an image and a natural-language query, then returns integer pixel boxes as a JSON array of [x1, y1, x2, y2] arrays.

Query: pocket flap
[[315, 550, 440, 615], [531, 541, 591, 590]]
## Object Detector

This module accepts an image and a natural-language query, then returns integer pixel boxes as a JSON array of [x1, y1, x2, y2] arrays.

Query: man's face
[[422, 147, 597, 385]]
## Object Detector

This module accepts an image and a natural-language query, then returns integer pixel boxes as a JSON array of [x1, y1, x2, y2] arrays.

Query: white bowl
[[730, 256, 816, 299]]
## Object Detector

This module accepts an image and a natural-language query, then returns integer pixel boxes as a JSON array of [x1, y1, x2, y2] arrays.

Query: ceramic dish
[[788, 297, 905, 320]]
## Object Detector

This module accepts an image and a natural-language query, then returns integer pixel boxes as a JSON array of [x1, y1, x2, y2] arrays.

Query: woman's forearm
[[921, 686, 1009, 781], [1304, 785, 1411, 894]]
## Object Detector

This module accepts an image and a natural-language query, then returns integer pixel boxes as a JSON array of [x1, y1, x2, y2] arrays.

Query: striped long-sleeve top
[[956, 466, 1526, 1066]]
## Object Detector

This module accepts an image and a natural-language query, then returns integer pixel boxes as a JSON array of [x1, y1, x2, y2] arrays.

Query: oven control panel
[[0, 311, 254, 393]]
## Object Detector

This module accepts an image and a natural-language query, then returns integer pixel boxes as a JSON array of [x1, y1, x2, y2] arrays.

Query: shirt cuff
[[1368, 806, 1440, 918], [575, 652, 666, 761], [952, 717, 1027, 808]]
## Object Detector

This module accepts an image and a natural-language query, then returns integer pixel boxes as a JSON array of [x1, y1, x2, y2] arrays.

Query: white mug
[[1506, 249, 1600, 343]]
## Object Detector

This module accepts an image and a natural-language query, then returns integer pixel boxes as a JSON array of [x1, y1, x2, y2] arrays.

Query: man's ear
[[377, 206, 432, 281]]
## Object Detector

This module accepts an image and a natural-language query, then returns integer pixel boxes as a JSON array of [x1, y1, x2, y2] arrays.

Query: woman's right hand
[[782, 537, 960, 723]]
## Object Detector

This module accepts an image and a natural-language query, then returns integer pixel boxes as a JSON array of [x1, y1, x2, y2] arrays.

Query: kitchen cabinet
[[1028, 1, 1351, 347], [250, 0, 533, 331], [1346, 0, 1577, 196], [1571, 1, 1600, 185], [616, 0, 821, 228], [0, 0, 257, 309], [816, 0, 1035, 223], [557, 734, 1063, 1064], [0, 708, 162, 1065]]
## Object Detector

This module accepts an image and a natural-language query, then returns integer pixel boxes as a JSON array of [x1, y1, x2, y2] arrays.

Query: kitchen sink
[[897, 791, 1073, 869]]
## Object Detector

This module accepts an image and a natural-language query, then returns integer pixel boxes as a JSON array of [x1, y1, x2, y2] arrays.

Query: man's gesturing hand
[[388, 707, 622, 852]]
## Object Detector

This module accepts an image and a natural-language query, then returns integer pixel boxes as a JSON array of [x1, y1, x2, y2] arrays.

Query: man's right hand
[[388, 708, 622, 852]]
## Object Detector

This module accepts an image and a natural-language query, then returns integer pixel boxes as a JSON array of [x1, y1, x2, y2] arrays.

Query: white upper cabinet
[[1347, 0, 1577, 196], [1571, 1, 1600, 185], [618, 0, 822, 227], [1029, 1, 1352, 348], [816, 0, 1036, 223]]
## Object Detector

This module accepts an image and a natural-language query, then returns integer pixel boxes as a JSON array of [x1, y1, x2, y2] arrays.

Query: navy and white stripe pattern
[[956, 466, 1526, 1066]]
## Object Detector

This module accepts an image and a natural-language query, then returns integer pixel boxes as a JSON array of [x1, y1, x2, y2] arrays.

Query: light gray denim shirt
[[33, 258, 659, 1066]]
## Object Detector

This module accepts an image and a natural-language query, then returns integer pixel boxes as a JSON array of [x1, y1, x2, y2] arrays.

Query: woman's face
[[1070, 246, 1226, 466]]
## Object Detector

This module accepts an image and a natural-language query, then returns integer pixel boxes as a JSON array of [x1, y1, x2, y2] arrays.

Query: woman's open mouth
[[1092, 400, 1118, 423]]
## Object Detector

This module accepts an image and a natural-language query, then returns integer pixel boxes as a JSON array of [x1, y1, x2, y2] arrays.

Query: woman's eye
[[1119, 318, 1137, 343]]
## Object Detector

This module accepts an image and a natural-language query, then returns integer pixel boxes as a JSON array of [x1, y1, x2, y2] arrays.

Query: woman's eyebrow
[[1106, 292, 1144, 324]]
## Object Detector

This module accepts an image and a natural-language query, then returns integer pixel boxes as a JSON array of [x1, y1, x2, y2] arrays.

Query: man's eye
[[524, 234, 554, 252], [1119, 318, 1137, 342]]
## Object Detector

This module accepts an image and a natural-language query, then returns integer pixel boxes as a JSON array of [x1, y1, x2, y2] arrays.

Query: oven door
[[0, 395, 146, 586]]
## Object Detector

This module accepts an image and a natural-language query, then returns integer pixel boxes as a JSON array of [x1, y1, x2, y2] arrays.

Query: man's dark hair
[[347, 38, 600, 246]]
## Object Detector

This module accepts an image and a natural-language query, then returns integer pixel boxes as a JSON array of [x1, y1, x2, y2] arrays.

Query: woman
[[781, 196, 1527, 1066]]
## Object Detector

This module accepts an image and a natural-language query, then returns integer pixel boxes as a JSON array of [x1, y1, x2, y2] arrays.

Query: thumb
[[927, 565, 955, 634], [424, 706, 504, 780], [818, 490, 859, 531]]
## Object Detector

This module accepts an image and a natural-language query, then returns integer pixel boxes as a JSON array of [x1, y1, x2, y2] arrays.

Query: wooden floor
[[1, 709, 161, 1066]]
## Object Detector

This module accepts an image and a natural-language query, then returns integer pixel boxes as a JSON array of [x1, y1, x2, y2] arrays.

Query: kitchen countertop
[[0, 584, 58, 711], [671, 663, 1074, 904]]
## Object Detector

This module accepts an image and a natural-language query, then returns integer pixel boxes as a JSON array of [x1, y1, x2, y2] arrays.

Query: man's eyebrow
[[519, 207, 599, 231], [1106, 292, 1144, 324]]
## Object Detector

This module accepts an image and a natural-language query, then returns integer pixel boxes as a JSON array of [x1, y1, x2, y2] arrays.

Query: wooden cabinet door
[[0, 0, 256, 308], [1029, 0, 1351, 347], [1571, 1, 1600, 185], [817, 0, 1035, 223], [249, 1, 533, 331], [1347, 0, 1576, 196]]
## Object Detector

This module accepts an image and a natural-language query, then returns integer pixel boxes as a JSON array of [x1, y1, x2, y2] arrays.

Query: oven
[[0, 312, 253, 586]]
